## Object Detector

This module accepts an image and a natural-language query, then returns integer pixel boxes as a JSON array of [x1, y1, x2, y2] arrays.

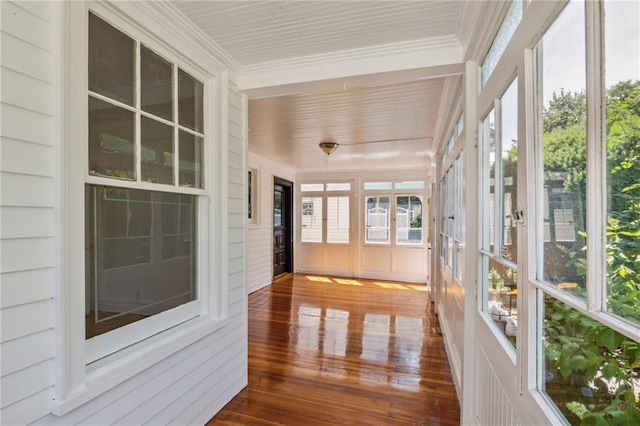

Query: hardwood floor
[[208, 274, 460, 425]]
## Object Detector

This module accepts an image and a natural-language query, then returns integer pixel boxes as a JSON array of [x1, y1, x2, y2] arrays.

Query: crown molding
[[239, 36, 463, 91], [141, 1, 242, 77]]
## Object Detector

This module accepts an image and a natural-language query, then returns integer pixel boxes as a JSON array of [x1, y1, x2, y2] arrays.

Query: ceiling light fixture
[[319, 141, 339, 156]]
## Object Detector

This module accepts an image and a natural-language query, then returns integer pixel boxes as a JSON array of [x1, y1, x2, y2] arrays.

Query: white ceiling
[[172, 0, 475, 172]]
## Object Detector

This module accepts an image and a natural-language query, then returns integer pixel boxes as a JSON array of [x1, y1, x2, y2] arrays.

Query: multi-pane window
[[85, 13, 205, 344], [364, 181, 425, 247], [536, 1, 640, 423], [300, 183, 350, 244], [440, 114, 465, 277], [480, 77, 519, 350]]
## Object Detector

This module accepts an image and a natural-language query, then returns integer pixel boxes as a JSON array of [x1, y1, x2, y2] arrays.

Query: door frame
[[273, 177, 293, 278]]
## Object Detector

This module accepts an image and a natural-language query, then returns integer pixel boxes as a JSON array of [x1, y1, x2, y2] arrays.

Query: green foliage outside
[[543, 81, 640, 425]]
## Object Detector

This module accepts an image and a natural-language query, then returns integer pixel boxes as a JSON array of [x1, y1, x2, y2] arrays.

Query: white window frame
[[529, 0, 640, 347], [298, 181, 352, 245], [55, 1, 228, 415], [363, 180, 426, 248]]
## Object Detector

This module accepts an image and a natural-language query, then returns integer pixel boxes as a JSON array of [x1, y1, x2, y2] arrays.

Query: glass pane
[[540, 0, 586, 299], [178, 69, 204, 133], [365, 196, 390, 244], [300, 183, 324, 192], [301, 197, 322, 243], [447, 170, 454, 266], [394, 181, 425, 190], [88, 13, 134, 106], [455, 155, 465, 282], [605, 0, 640, 323], [327, 196, 349, 244], [481, 0, 523, 86], [141, 116, 174, 185], [542, 293, 640, 424], [141, 45, 173, 121], [456, 113, 464, 137], [485, 257, 517, 348], [500, 78, 518, 263], [89, 96, 135, 180], [482, 109, 496, 252], [396, 195, 423, 245], [86, 185, 196, 339], [178, 130, 203, 188], [326, 182, 351, 191], [363, 182, 392, 191]]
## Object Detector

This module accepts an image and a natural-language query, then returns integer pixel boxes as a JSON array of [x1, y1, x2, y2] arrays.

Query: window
[[327, 196, 350, 244], [535, 1, 640, 422], [539, 0, 586, 300], [480, 77, 519, 350], [299, 182, 350, 244], [365, 195, 391, 244], [454, 154, 465, 282], [396, 195, 423, 245], [481, 0, 523, 86], [301, 197, 323, 242], [85, 12, 207, 359]]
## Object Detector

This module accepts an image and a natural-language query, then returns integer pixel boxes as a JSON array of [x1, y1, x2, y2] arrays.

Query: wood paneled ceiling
[[172, 1, 470, 172]]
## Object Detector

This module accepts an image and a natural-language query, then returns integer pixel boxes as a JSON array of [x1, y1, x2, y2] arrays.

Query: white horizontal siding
[[0, 268, 54, 309], [0, 104, 54, 146], [1, 330, 54, 376], [1, 140, 55, 177], [1, 360, 54, 408], [0, 388, 54, 426], [1, 1, 248, 424], [0, 2, 57, 422]]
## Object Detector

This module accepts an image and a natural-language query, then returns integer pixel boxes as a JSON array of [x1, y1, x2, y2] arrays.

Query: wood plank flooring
[[208, 274, 460, 425]]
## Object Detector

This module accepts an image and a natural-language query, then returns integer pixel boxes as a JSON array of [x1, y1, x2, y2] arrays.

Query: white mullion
[[85, 174, 206, 196], [493, 98, 503, 258], [177, 124, 205, 139], [140, 110, 177, 128], [173, 64, 179, 187], [585, 0, 606, 314], [88, 91, 138, 113], [135, 41, 141, 183]]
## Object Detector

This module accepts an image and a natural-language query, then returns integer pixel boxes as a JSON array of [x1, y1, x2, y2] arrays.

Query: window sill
[[53, 314, 228, 416]]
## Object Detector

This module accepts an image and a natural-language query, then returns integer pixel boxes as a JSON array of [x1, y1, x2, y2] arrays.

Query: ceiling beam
[[239, 36, 463, 92]]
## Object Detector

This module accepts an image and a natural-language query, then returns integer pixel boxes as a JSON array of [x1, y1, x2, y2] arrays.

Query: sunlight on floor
[[374, 282, 410, 290], [305, 276, 332, 283], [408, 285, 429, 292], [334, 278, 363, 286]]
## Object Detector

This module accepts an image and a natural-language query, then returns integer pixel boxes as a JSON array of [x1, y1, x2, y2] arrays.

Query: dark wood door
[[273, 178, 293, 278]]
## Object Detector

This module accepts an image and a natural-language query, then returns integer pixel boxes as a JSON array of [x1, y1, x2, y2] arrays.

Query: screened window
[[86, 13, 205, 343]]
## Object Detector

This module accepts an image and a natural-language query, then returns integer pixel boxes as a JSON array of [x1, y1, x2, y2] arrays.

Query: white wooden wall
[[1, 2, 57, 423], [0, 2, 248, 424], [247, 152, 296, 294]]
